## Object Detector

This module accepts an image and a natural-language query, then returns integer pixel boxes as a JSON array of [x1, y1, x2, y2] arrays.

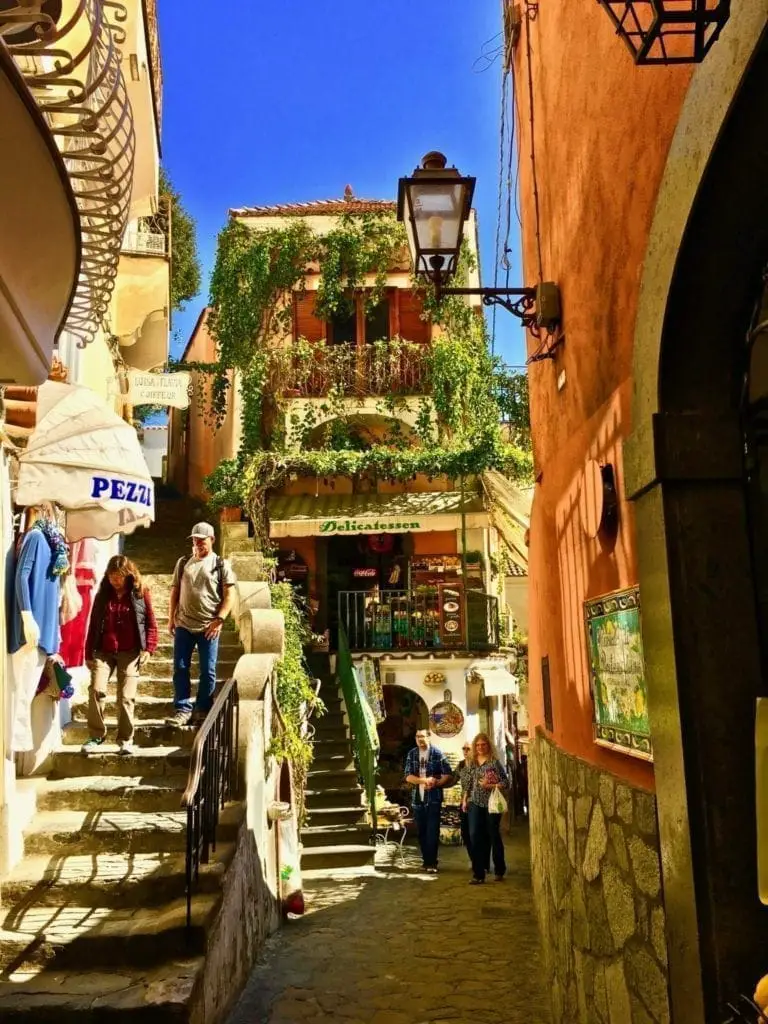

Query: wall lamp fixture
[[397, 152, 561, 335]]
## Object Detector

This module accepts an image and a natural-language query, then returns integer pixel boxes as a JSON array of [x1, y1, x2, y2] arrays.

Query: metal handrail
[[181, 677, 239, 932], [336, 625, 380, 833]]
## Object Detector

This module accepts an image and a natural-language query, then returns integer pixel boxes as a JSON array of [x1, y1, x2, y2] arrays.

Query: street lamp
[[397, 152, 561, 335], [596, 0, 731, 65]]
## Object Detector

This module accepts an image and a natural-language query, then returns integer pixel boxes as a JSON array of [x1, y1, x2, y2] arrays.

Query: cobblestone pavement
[[227, 823, 550, 1024]]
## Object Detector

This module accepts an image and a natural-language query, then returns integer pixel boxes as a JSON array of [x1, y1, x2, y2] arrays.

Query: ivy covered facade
[[167, 191, 531, 795]]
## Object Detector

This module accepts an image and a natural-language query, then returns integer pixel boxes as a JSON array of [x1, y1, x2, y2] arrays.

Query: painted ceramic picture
[[429, 700, 465, 738], [584, 586, 651, 759]]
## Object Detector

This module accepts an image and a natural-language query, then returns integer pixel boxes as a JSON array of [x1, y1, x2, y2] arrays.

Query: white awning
[[467, 659, 518, 698], [16, 382, 155, 542], [269, 490, 489, 538]]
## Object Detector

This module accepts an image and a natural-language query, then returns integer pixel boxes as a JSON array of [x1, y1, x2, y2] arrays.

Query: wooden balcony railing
[[281, 341, 430, 399]]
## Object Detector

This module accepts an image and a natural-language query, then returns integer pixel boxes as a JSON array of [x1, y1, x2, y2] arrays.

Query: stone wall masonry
[[529, 730, 670, 1024]]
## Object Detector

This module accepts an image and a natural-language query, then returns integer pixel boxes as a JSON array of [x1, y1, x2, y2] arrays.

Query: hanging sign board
[[126, 371, 191, 409]]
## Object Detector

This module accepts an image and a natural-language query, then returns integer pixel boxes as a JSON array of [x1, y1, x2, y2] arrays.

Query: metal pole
[[460, 474, 468, 649]]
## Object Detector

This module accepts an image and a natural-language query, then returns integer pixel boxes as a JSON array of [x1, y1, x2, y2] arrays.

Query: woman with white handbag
[[463, 733, 509, 885]]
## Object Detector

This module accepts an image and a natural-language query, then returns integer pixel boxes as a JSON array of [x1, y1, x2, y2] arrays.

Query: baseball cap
[[189, 522, 215, 540]]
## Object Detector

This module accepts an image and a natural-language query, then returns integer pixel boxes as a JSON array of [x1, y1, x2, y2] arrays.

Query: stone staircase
[[0, 496, 243, 1020], [301, 672, 376, 877]]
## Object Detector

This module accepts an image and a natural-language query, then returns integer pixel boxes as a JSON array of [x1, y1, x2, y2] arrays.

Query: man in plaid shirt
[[404, 728, 452, 873]]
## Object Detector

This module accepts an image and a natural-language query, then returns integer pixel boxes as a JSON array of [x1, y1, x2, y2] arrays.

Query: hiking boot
[[190, 709, 209, 726], [117, 740, 135, 756], [81, 736, 105, 755], [165, 709, 192, 728]]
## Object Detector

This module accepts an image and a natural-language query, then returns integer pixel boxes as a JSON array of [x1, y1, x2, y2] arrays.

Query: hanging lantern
[[596, 0, 730, 65]]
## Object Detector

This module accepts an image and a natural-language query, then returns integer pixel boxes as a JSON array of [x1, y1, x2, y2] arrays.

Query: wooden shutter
[[397, 290, 430, 343], [293, 292, 325, 342]]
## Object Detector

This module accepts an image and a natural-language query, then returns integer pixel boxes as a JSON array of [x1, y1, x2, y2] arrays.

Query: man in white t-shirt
[[165, 523, 236, 727]]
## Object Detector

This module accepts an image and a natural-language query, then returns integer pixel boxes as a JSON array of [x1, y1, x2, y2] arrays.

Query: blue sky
[[158, 0, 525, 368]]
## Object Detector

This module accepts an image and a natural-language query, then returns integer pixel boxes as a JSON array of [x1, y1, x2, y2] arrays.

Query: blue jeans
[[173, 626, 219, 713], [413, 802, 441, 868], [468, 803, 506, 880]]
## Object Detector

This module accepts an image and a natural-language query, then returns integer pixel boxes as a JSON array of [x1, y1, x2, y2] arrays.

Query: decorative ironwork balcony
[[0, 0, 135, 349], [339, 588, 500, 653], [281, 340, 431, 399]]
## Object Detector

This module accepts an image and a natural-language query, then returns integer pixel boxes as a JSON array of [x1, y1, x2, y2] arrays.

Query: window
[[365, 299, 390, 343], [329, 308, 357, 346]]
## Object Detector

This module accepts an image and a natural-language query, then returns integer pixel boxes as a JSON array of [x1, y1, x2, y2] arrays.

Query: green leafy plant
[[159, 168, 201, 314], [267, 582, 324, 812]]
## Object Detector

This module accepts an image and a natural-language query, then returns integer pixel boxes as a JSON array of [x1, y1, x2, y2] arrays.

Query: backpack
[[179, 554, 225, 601]]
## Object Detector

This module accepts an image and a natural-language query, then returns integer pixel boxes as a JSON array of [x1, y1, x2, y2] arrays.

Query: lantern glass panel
[[598, 0, 730, 65]]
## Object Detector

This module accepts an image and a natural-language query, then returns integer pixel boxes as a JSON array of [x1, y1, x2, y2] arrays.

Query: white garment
[[10, 646, 46, 753], [419, 751, 428, 803]]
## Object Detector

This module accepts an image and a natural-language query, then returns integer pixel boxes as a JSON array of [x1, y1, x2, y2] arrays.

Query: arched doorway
[[376, 684, 428, 806], [627, 19, 768, 1018]]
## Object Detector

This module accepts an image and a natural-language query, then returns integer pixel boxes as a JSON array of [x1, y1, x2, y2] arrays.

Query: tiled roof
[[508, 561, 528, 578], [229, 198, 396, 219]]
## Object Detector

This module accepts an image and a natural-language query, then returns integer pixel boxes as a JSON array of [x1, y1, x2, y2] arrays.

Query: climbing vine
[[267, 582, 324, 810], [185, 209, 532, 533]]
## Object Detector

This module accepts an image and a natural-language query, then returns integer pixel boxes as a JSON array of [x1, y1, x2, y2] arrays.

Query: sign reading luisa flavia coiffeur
[[125, 371, 191, 409]]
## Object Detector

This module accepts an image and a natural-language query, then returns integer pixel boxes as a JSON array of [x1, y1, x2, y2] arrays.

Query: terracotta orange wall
[[178, 311, 239, 501], [514, 4, 693, 788]]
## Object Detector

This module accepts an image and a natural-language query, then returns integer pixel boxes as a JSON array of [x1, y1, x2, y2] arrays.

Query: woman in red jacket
[[82, 555, 158, 756]]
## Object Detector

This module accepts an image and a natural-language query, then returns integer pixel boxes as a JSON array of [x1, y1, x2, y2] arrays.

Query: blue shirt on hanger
[[9, 530, 61, 656]]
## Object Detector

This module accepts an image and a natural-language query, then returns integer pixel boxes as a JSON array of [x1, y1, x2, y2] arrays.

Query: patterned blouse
[[466, 758, 510, 809], [452, 759, 474, 798]]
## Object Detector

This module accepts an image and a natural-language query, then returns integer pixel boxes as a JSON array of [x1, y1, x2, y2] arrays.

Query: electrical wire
[[492, 66, 510, 356], [524, 2, 544, 285]]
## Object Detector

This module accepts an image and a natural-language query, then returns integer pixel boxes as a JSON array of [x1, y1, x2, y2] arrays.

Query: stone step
[[304, 805, 368, 827], [299, 824, 366, 848], [310, 739, 351, 758], [305, 768, 360, 788], [0, 843, 233, 907], [300, 844, 375, 871], [24, 809, 187, 857], [133, 655, 240, 680], [312, 724, 348, 742], [61, 721, 196, 749], [305, 786, 364, 810], [0, 958, 206, 1022], [310, 753, 355, 772], [33, 776, 185, 813], [23, 805, 242, 858], [311, 710, 345, 729], [72, 696, 176, 722], [49, 746, 189, 780], [0, 894, 218, 973], [153, 638, 242, 658]]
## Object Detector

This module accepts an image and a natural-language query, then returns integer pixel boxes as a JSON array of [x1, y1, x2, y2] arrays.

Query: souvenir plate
[[444, 619, 459, 633], [429, 700, 465, 738]]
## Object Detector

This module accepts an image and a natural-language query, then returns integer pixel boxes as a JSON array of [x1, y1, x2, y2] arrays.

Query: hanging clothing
[[9, 529, 62, 656], [10, 645, 46, 752], [60, 538, 99, 669]]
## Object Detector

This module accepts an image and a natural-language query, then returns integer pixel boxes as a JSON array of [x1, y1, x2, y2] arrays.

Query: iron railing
[[337, 625, 380, 832], [284, 341, 430, 398], [338, 588, 500, 652], [181, 678, 239, 931], [0, 0, 135, 349]]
